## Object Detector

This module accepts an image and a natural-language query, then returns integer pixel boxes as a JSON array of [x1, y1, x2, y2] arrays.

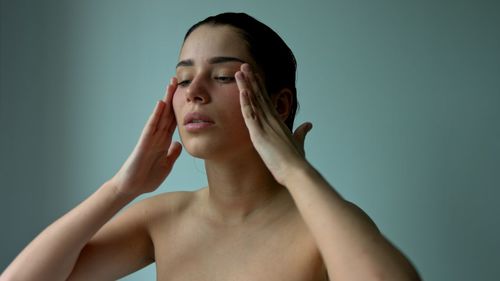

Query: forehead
[[179, 25, 252, 64]]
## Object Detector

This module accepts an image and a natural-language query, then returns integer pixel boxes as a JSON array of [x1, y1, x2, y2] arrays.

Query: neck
[[203, 148, 290, 224]]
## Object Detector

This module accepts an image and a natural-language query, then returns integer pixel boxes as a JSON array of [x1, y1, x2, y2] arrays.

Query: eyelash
[[215, 76, 235, 83], [177, 80, 191, 87], [177, 76, 235, 87]]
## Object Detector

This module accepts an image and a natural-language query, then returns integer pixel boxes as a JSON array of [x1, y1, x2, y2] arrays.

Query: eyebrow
[[176, 56, 246, 68]]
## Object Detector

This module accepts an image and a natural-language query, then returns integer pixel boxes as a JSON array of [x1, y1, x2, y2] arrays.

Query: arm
[[283, 165, 420, 281], [1, 182, 143, 281], [1, 79, 181, 281], [235, 64, 420, 281]]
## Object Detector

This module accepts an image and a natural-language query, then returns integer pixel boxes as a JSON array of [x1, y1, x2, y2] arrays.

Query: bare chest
[[150, 215, 327, 281]]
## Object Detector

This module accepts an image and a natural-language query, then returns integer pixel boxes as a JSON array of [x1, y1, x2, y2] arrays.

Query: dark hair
[[184, 12, 298, 131]]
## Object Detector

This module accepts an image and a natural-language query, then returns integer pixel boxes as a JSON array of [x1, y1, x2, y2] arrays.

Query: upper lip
[[183, 112, 215, 125]]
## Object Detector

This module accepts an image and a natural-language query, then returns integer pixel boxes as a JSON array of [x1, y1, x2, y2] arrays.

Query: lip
[[183, 112, 215, 132]]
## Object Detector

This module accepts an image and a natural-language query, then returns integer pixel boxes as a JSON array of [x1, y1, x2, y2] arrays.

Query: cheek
[[228, 94, 242, 110], [172, 90, 183, 121], [223, 85, 242, 108], [219, 92, 243, 117], [223, 95, 247, 129]]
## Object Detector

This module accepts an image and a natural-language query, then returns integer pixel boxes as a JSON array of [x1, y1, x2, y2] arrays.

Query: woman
[[1, 13, 421, 281]]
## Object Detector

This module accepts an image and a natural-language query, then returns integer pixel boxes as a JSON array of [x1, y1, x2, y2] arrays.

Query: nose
[[185, 76, 210, 104]]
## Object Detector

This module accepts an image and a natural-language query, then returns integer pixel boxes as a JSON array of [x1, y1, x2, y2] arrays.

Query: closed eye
[[177, 80, 191, 87], [215, 76, 235, 83]]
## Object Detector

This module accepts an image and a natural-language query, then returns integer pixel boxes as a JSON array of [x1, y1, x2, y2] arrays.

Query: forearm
[[285, 163, 420, 281], [1, 181, 135, 281]]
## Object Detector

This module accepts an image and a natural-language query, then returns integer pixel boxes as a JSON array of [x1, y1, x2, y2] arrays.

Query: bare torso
[[143, 188, 328, 281]]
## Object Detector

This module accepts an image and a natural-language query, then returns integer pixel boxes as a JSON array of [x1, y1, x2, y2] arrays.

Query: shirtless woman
[[1, 13, 421, 281]]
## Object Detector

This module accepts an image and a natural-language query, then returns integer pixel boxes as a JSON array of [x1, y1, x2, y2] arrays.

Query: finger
[[238, 87, 254, 120], [164, 141, 182, 168], [160, 117, 178, 148], [241, 64, 270, 109], [143, 100, 166, 137], [236, 68, 255, 102], [236, 67, 268, 126], [236, 70, 256, 111], [164, 77, 177, 104], [237, 79, 262, 130], [293, 122, 313, 155], [241, 64, 262, 96], [241, 64, 283, 126], [166, 117, 177, 137], [237, 66, 277, 130], [158, 78, 177, 132]]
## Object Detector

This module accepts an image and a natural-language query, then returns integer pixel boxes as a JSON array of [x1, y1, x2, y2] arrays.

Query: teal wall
[[1, 1, 499, 280]]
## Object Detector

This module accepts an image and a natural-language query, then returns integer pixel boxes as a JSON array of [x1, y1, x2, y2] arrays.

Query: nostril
[[186, 93, 207, 103], [185, 81, 210, 103]]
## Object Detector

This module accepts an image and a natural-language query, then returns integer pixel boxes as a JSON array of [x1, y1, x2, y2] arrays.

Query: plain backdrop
[[1, 0, 499, 280]]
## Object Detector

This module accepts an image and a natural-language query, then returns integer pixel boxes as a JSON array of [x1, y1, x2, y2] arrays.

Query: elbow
[[352, 253, 421, 281], [372, 263, 422, 281], [0, 272, 18, 281], [0, 268, 18, 281]]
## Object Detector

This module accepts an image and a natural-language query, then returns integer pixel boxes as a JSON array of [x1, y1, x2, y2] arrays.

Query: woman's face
[[173, 25, 256, 160]]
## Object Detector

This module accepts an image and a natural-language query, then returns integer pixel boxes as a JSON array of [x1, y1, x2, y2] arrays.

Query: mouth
[[183, 112, 215, 132], [183, 112, 215, 125]]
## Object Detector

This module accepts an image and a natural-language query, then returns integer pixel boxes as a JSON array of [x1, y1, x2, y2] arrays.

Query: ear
[[271, 88, 293, 122]]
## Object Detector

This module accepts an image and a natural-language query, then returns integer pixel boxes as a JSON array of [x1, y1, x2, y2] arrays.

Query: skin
[[1, 25, 421, 281]]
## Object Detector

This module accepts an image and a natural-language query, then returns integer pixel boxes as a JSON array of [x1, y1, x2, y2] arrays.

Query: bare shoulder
[[129, 189, 200, 221], [127, 188, 207, 235], [66, 190, 201, 280]]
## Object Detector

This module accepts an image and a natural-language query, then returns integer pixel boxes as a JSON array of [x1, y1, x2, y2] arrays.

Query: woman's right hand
[[110, 77, 182, 197]]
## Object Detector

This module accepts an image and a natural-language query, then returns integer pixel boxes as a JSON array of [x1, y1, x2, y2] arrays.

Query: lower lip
[[184, 122, 215, 132]]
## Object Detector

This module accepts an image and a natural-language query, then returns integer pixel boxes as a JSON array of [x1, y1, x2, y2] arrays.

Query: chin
[[181, 136, 221, 159], [184, 145, 211, 159], [181, 135, 253, 161]]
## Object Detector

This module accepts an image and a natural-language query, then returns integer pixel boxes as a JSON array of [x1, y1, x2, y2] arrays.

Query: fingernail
[[242, 63, 251, 72], [235, 71, 244, 80]]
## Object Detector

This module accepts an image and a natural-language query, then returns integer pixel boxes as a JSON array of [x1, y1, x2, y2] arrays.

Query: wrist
[[104, 178, 140, 202], [280, 159, 317, 188]]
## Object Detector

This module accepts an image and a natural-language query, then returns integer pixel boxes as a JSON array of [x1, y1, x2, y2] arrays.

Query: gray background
[[1, 0, 499, 280]]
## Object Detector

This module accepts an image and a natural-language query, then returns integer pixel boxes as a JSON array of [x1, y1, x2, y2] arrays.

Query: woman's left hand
[[235, 63, 313, 185]]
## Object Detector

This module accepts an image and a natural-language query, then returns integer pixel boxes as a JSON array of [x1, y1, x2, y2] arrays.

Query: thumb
[[164, 141, 183, 168], [293, 122, 313, 155]]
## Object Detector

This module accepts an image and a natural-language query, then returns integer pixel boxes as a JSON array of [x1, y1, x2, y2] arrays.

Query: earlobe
[[272, 89, 293, 122]]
